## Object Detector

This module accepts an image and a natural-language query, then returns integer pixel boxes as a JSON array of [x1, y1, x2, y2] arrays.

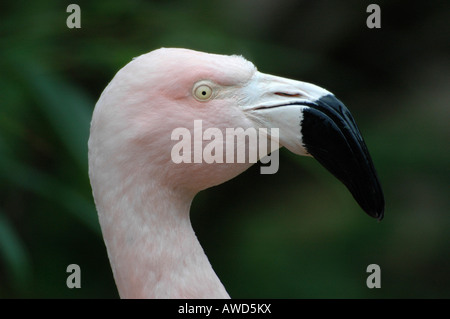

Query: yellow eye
[[194, 84, 213, 101]]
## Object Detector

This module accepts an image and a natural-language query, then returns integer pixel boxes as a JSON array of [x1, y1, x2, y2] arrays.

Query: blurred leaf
[[6, 54, 93, 173], [0, 155, 99, 235], [0, 0, 449, 298], [0, 209, 32, 294]]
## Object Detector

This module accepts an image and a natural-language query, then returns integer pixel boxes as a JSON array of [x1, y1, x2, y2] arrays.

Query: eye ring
[[193, 84, 213, 101]]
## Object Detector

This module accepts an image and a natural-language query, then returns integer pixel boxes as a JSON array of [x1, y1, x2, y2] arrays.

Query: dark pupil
[[202, 91, 206, 95]]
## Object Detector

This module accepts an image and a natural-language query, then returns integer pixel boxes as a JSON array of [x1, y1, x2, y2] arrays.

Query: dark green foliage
[[0, 0, 449, 298]]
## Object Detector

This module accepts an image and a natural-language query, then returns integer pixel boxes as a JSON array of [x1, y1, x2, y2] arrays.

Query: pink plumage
[[88, 48, 384, 298]]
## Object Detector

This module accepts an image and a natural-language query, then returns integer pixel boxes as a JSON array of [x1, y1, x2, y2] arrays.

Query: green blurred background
[[1, 0, 449, 298]]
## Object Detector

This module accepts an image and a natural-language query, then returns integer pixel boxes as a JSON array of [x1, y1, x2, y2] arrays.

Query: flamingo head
[[89, 48, 384, 220]]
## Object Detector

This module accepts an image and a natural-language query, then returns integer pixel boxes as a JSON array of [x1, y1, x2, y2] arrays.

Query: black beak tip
[[350, 185, 385, 221], [374, 201, 385, 221], [300, 94, 385, 222], [377, 212, 384, 222], [370, 207, 384, 222]]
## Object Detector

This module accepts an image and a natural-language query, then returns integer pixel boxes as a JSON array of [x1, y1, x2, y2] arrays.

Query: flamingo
[[88, 48, 384, 298]]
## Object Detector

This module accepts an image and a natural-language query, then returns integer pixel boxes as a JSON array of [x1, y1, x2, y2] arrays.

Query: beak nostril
[[275, 92, 302, 98]]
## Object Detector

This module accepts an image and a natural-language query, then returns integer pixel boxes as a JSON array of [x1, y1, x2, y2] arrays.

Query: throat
[[95, 183, 229, 298]]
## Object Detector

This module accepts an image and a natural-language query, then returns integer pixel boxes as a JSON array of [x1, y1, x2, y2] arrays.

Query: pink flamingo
[[88, 48, 384, 298]]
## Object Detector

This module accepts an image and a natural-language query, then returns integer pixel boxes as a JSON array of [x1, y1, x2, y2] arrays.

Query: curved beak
[[242, 72, 385, 220]]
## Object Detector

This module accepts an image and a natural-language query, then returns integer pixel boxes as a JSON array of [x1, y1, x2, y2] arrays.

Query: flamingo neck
[[95, 177, 230, 298]]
